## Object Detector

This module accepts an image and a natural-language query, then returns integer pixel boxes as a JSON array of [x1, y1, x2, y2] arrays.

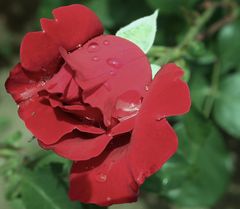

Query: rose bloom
[[5, 4, 191, 206]]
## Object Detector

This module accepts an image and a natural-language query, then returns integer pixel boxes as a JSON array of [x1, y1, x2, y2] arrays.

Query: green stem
[[203, 62, 220, 118], [148, 4, 217, 65], [178, 5, 216, 50]]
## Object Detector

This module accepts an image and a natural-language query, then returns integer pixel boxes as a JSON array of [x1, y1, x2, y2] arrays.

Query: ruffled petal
[[62, 35, 151, 126], [41, 4, 103, 50], [43, 64, 73, 95], [63, 77, 81, 103], [69, 134, 138, 206], [20, 4, 103, 72], [128, 63, 191, 184], [144, 63, 191, 119], [46, 97, 103, 123], [5, 64, 45, 103], [20, 31, 61, 73], [18, 97, 105, 145], [129, 119, 178, 185], [39, 132, 112, 161]]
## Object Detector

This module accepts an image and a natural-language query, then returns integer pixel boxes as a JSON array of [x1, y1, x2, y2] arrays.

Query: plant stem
[[203, 62, 220, 118], [178, 5, 216, 50], [148, 4, 217, 65]]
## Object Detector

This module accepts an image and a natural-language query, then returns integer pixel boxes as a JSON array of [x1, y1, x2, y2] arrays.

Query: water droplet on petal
[[31, 112, 36, 116], [115, 91, 142, 121], [107, 132, 112, 137], [103, 40, 110, 45], [107, 58, 122, 69], [155, 117, 162, 121], [103, 82, 111, 91], [88, 42, 99, 52], [96, 173, 107, 183], [106, 197, 112, 201], [145, 85, 149, 91], [109, 70, 116, 76], [92, 56, 100, 61]]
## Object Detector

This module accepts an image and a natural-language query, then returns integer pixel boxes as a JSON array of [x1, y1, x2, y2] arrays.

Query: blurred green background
[[1, 0, 240, 209]]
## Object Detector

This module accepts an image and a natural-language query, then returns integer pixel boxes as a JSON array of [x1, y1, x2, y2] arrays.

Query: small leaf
[[213, 73, 240, 138], [116, 10, 158, 53], [151, 64, 161, 78]]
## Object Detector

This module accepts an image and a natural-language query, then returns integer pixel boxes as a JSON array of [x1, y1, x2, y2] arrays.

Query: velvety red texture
[[5, 4, 191, 206]]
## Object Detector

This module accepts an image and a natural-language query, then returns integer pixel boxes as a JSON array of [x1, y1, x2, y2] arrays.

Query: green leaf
[[213, 73, 240, 138], [151, 64, 161, 78], [35, 153, 70, 170], [218, 19, 240, 73], [190, 72, 210, 112], [9, 199, 26, 209], [161, 110, 233, 207], [116, 10, 158, 53], [21, 167, 83, 209], [144, 109, 233, 207]]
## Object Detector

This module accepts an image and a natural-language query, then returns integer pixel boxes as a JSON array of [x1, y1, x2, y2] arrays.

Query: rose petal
[[20, 31, 61, 73], [69, 133, 138, 206], [110, 117, 135, 136], [39, 131, 112, 161], [41, 4, 103, 50], [5, 64, 44, 103], [18, 97, 105, 145], [21, 4, 103, 72], [128, 63, 191, 184], [129, 118, 178, 185], [43, 64, 73, 95], [62, 35, 151, 126], [63, 77, 81, 103], [145, 63, 191, 119], [46, 97, 103, 123]]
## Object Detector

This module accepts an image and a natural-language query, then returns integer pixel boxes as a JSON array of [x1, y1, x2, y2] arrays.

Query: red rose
[[5, 4, 191, 206]]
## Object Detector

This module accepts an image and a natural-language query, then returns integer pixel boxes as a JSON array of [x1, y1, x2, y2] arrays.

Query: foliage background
[[0, 0, 240, 209]]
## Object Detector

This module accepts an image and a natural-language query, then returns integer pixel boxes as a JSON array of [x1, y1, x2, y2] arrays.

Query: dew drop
[[155, 117, 162, 121], [103, 40, 110, 45], [107, 58, 122, 69], [103, 82, 111, 91], [145, 85, 149, 91], [31, 112, 36, 116], [96, 173, 107, 183], [106, 197, 112, 201], [92, 56, 100, 61], [87, 42, 99, 52], [109, 70, 116, 76]]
